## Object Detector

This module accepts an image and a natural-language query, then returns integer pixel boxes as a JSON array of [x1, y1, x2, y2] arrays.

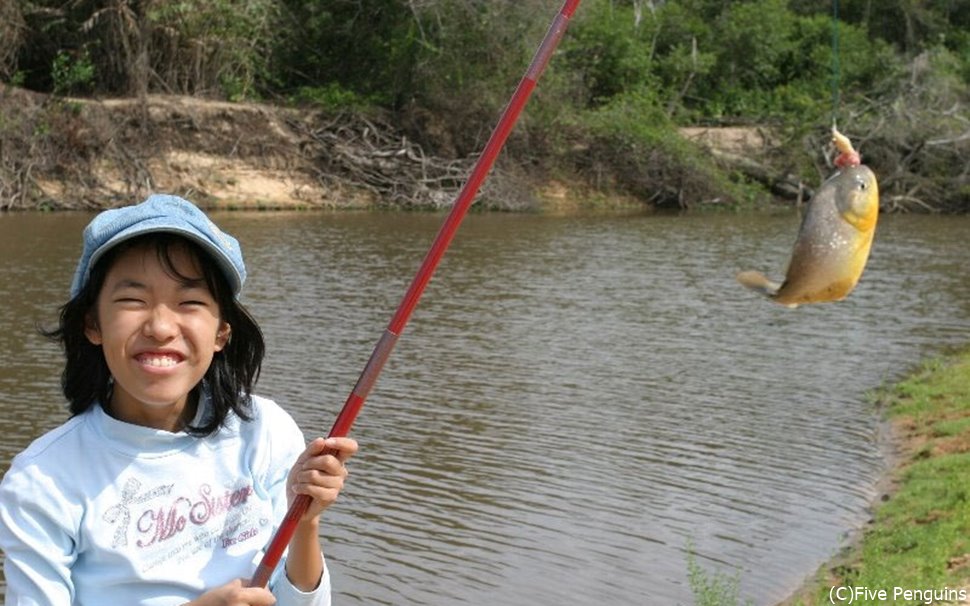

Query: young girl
[[0, 194, 357, 605]]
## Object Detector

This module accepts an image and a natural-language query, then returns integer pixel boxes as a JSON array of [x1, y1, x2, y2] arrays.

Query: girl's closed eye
[[179, 291, 216, 308]]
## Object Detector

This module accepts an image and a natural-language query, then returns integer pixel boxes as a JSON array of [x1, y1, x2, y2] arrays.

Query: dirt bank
[[0, 87, 773, 212], [0, 88, 366, 210]]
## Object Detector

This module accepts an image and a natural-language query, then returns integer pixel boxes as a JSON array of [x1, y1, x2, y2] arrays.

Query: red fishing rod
[[251, 0, 583, 587]]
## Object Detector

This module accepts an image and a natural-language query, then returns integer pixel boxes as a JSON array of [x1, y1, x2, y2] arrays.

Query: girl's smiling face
[[84, 241, 231, 431]]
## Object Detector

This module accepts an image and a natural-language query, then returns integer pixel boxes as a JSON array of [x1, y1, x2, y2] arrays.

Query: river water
[[1, 209, 968, 605]]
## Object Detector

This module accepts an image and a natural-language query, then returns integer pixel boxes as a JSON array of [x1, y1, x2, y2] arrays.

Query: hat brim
[[82, 221, 244, 297]]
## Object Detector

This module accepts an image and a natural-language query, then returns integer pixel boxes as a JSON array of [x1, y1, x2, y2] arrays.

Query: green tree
[[0, 1, 26, 82], [269, 0, 420, 106], [15, 0, 277, 98]]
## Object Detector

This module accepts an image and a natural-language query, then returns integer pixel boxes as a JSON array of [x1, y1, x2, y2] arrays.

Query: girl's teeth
[[143, 356, 178, 367]]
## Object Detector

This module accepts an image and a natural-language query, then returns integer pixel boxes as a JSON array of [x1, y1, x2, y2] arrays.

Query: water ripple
[[1, 210, 967, 605]]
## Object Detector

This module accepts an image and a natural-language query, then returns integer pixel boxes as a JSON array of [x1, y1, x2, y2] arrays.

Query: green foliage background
[[1, 0, 967, 210]]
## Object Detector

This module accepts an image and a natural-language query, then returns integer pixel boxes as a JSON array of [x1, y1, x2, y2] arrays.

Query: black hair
[[45, 233, 264, 436]]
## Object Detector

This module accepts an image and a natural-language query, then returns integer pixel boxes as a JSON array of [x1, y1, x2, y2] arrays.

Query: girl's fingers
[[290, 469, 345, 509], [301, 438, 357, 470], [298, 437, 357, 464], [288, 437, 357, 514], [293, 438, 355, 487], [298, 452, 346, 478], [322, 437, 358, 463], [294, 467, 346, 488]]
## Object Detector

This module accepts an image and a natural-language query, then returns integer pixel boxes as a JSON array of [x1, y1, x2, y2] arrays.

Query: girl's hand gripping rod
[[251, 0, 583, 588]]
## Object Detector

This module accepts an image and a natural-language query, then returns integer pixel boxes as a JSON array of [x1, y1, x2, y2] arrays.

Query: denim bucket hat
[[70, 194, 246, 298]]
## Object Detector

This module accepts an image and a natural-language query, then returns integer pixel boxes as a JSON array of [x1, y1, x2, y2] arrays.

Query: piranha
[[737, 127, 879, 308]]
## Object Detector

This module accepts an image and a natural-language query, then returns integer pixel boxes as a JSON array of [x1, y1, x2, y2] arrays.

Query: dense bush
[[2, 0, 967, 211], [12, 0, 278, 97]]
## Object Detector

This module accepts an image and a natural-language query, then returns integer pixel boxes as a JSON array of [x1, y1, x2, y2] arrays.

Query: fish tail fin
[[736, 270, 782, 298]]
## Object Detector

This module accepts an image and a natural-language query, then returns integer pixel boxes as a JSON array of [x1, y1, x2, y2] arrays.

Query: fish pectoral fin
[[736, 270, 782, 298]]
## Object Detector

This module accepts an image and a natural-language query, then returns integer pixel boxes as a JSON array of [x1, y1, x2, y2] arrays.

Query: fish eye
[[857, 180, 867, 191]]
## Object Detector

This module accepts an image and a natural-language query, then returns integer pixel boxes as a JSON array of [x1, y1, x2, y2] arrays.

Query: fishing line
[[831, 0, 841, 130]]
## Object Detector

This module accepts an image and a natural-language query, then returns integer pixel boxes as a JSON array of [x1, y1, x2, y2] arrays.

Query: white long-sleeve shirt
[[0, 395, 331, 606]]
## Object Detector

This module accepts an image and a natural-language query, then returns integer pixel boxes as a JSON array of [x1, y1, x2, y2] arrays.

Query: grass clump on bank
[[788, 348, 970, 605], [686, 540, 754, 606]]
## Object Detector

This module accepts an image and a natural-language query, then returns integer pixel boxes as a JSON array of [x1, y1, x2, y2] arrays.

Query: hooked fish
[[737, 128, 879, 308]]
